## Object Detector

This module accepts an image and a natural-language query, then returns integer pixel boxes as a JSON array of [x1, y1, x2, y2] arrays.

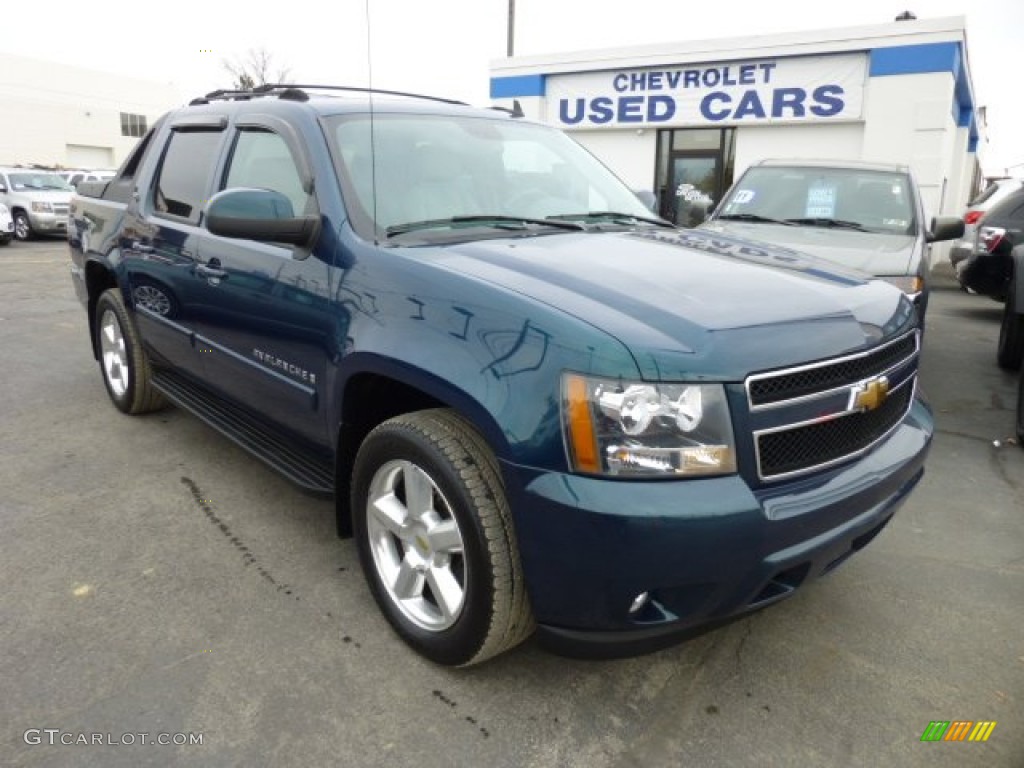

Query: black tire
[[13, 211, 32, 241], [351, 409, 533, 666], [0, 236, 11, 247], [1017, 371, 1024, 446], [94, 288, 166, 414], [996, 273, 1023, 371]]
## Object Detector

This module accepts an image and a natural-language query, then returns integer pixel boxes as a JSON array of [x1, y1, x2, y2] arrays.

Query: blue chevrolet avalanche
[[68, 85, 932, 665]]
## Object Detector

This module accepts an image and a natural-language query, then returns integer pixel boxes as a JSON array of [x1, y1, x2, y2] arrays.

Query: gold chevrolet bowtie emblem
[[851, 376, 890, 412]]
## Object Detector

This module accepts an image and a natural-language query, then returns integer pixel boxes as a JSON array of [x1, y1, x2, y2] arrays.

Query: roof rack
[[189, 84, 468, 107]]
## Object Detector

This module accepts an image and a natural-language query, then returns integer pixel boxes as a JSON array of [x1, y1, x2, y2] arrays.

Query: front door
[[668, 153, 719, 228], [191, 124, 332, 446]]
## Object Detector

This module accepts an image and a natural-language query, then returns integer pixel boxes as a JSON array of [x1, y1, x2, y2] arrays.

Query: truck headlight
[[878, 275, 923, 296], [562, 373, 737, 477], [31, 201, 53, 213]]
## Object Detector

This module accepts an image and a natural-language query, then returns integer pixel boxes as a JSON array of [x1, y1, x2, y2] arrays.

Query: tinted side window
[[153, 130, 223, 224], [968, 183, 1000, 207], [223, 129, 310, 216]]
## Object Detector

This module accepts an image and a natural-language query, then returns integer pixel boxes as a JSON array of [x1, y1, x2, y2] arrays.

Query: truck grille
[[52, 203, 70, 216], [748, 332, 919, 481], [747, 333, 917, 407], [756, 379, 914, 479]]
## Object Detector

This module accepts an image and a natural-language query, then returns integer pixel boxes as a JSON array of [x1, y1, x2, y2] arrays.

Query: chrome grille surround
[[747, 332, 919, 411]]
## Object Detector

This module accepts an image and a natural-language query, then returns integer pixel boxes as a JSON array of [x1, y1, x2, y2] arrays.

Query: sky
[[3, 0, 1021, 176]]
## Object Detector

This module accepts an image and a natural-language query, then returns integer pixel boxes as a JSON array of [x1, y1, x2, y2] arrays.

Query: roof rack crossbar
[[189, 84, 468, 107]]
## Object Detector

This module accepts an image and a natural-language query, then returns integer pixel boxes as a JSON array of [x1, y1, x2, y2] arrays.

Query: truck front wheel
[[351, 409, 533, 666], [13, 211, 31, 241]]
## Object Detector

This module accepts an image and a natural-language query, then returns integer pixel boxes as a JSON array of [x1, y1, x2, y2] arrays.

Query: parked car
[[60, 169, 116, 188], [949, 177, 1024, 270], [700, 159, 964, 323], [0, 202, 13, 245], [958, 186, 1024, 369], [69, 85, 933, 665], [0, 167, 74, 240]]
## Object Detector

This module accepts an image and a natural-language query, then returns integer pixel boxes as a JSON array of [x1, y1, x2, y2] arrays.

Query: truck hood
[[430, 228, 917, 381], [16, 189, 73, 203], [700, 220, 918, 277]]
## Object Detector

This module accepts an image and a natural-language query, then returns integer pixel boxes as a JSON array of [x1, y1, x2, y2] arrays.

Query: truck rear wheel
[[95, 288, 166, 414], [351, 409, 533, 666], [1017, 369, 1024, 445], [997, 272, 1023, 371]]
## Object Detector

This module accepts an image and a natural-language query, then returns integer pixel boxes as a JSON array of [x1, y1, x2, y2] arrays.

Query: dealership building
[[490, 15, 981, 261], [0, 52, 182, 170]]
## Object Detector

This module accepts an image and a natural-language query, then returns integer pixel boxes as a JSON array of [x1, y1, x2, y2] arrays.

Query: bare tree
[[222, 47, 292, 90]]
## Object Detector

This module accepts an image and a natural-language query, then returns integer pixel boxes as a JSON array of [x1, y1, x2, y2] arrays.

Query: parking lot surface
[[2, 239, 1022, 767]]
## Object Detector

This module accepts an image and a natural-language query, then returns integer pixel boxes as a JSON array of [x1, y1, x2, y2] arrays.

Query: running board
[[152, 369, 334, 497]]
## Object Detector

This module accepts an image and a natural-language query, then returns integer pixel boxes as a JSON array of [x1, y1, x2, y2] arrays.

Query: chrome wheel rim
[[366, 459, 466, 631], [134, 284, 171, 316], [14, 215, 29, 240], [99, 309, 129, 398]]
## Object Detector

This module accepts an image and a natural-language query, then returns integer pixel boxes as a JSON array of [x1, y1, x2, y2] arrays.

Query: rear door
[[123, 117, 228, 378], [191, 117, 331, 446]]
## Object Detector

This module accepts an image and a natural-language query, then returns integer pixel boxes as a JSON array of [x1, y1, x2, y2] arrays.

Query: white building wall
[[571, 130, 658, 190], [0, 53, 183, 168], [860, 72, 955, 219], [733, 123, 864, 180]]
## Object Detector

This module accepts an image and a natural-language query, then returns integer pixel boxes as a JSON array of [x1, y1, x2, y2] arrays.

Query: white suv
[[60, 169, 116, 188], [0, 203, 13, 245]]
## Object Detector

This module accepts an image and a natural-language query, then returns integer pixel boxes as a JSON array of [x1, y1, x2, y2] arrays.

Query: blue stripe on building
[[868, 42, 961, 77], [490, 74, 546, 99]]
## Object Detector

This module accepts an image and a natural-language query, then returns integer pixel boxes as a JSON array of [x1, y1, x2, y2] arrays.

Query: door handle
[[196, 260, 227, 279]]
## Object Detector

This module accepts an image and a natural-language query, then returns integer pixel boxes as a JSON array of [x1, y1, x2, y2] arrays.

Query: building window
[[120, 113, 148, 138]]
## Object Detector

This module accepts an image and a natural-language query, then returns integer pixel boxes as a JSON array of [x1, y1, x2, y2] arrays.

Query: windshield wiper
[[548, 211, 675, 229], [386, 215, 585, 238], [784, 217, 870, 232], [717, 213, 794, 225]]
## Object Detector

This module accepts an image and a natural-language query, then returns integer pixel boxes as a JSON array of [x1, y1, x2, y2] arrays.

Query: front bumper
[[501, 398, 932, 658], [28, 210, 69, 236]]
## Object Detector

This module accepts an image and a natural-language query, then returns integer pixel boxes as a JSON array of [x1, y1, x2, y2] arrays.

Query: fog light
[[628, 591, 650, 615]]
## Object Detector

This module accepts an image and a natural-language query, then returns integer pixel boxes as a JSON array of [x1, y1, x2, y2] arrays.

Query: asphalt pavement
[[2, 239, 1022, 768]]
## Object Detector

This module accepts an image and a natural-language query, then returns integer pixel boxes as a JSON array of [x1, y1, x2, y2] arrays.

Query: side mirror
[[205, 188, 320, 249], [927, 215, 965, 243], [633, 189, 657, 212], [0, 183, 7, 193]]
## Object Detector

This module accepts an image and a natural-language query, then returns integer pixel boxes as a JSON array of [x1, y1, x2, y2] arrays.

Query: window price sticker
[[805, 182, 837, 217]]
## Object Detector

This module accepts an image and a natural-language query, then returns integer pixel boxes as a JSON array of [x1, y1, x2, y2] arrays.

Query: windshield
[[326, 113, 655, 241], [8, 172, 73, 192], [717, 166, 917, 235]]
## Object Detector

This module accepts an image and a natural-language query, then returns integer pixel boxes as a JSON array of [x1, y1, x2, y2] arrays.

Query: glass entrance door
[[668, 154, 718, 228]]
